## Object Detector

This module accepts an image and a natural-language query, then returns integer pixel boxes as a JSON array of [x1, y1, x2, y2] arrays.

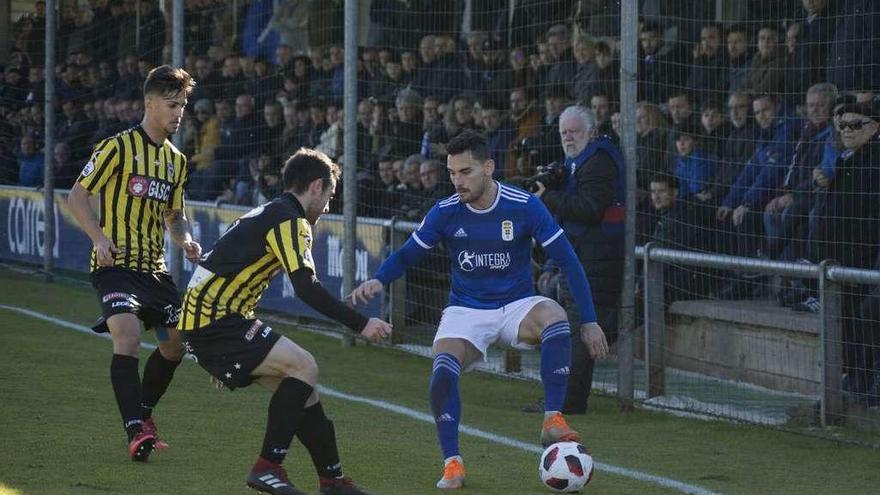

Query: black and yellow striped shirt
[[178, 193, 316, 330], [76, 126, 188, 273]]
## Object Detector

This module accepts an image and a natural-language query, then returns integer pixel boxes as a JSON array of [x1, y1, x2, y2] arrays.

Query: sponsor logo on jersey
[[244, 320, 262, 341], [102, 291, 132, 303], [501, 220, 513, 241], [187, 265, 215, 289], [456, 250, 511, 272], [163, 304, 179, 325], [454, 227, 468, 238], [112, 300, 134, 308], [127, 175, 172, 202]]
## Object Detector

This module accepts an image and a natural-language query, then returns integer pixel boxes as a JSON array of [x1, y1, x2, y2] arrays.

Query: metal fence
[[2, 0, 879, 435]]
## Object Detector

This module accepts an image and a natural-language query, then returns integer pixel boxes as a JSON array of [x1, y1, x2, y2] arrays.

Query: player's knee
[[158, 339, 185, 361], [282, 350, 319, 385], [531, 300, 569, 330], [112, 334, 140, 356]]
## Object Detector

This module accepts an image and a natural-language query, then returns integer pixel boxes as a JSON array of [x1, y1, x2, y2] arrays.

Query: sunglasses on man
[[838, 119, 874, 131]]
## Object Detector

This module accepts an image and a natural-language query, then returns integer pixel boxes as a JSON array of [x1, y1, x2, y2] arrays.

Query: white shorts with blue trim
[[434, 295, 553, 368]]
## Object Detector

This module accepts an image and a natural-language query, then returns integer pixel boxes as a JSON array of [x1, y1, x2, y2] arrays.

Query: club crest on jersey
[[501, 220, 514, 241], [128, 176, 149, 196], [167, 161, 175, 181], [128, 175, 172, 201]]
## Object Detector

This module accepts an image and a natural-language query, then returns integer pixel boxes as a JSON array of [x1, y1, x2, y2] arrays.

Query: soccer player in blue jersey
[[350, 130, 608, 490]]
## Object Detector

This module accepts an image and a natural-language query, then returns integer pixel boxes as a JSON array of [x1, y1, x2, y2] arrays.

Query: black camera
[[522, 161, 567, 193]]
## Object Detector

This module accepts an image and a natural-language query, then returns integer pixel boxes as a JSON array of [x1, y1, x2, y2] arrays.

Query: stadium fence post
[[42, 0, 57, 281], [616, 0, 639, 412], [172, 0, 184, 69], [388, 217, 406, 344], [503, 349, 522, 374], [819, 260, 843, 426], [643, 243, 667, 397], [167, 0, 185, 287], [0, 2, 9, 60], [341, 0, 359, 347]]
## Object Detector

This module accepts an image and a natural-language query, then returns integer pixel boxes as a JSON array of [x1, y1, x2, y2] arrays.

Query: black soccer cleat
[[246, 459, 306, 495], [319, 476, 373, 495]]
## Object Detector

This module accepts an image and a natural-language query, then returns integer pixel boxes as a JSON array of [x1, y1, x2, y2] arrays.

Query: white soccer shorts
[[434, 295, 553, 369]]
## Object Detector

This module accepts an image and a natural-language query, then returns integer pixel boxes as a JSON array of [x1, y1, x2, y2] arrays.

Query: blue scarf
[[562, 136, 626, 237]]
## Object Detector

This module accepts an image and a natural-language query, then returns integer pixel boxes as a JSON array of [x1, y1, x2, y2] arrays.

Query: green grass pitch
[[0, 266, 878, 494]]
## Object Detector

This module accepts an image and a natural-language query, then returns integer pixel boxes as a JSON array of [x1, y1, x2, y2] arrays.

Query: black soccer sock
[[141, 348, 181, 419], [110, 354, 143, 441], [296, 402, 343, 479], [260, 377, 314, 465]]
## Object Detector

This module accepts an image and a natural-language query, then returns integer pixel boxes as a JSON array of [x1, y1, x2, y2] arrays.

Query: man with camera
[[525, 105, 625, 415]]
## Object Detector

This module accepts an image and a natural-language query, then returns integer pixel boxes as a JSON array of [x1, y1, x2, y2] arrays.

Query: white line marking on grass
[[1, 304, 720, 495]]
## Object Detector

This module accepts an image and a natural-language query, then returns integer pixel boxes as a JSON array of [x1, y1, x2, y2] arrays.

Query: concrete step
[[663, 299, 821, 396]]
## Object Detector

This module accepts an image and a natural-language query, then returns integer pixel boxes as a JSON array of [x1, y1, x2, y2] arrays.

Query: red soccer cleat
[[128, 431, 156, 462], [141, 418, 169, 450]]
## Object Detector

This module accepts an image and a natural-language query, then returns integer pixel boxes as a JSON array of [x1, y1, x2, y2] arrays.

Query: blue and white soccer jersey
[[411, 183, 565, 363]]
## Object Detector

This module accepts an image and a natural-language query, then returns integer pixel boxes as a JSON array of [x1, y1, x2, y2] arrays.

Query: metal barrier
[[636, 245, 880, 426]]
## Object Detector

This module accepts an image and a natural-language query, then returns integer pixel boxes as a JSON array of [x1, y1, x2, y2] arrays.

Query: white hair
[[807, 82, 838, 103], [559, 105, 597, 132]]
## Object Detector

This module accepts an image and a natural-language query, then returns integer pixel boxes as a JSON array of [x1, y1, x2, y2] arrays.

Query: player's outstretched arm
[[360, 317, 393, 342], [290, 268, 375, 335], [349, 279, 384, 306], [543, 233, 598, 325]]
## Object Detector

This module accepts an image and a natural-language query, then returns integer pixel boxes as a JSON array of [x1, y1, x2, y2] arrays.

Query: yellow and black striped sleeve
[[77, 138, 120, 193], [170, 154, 188, 210], [266, 216, 367, 332], [265, 217, 315, 275]]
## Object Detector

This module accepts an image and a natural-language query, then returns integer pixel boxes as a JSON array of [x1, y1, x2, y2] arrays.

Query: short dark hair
[[446, 129, 489, 162], [282, 148, 340, 194], [754, 93, 778, 106], [641, 21, 663, 35], [143, 65, 195, 98], [650, 173, 678, 190], [727, 23, 749, 37]]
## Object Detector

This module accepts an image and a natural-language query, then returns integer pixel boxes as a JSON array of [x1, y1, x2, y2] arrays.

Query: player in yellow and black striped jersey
[[178, 149, 391, 495], [67, 65, 199, 463], [77, 126, 187, 272]]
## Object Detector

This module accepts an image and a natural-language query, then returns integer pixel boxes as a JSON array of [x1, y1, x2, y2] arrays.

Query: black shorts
[[91, 267, 180, 331], [180, 315, 281, 390]]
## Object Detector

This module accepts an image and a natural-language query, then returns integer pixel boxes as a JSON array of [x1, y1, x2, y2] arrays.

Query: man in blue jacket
[[715, 94, 798, 260]]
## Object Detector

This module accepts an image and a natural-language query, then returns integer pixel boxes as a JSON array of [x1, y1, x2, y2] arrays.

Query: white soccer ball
[[539, 441, 594, 492]]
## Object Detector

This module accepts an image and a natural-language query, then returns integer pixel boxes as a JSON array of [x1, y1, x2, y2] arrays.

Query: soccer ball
[[539, 441, 594, 492]]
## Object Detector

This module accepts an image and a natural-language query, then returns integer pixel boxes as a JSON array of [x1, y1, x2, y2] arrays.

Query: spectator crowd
[[1, 0, 879, 406], [0, 4, 878, 289]]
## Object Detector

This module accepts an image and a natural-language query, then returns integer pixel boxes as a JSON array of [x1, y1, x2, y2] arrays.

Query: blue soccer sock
[[429, 353, 462, 460], [540, 321, 572, 413]]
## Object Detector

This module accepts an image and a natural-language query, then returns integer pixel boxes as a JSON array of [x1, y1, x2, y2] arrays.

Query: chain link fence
[[1, 0, 878, 438]]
